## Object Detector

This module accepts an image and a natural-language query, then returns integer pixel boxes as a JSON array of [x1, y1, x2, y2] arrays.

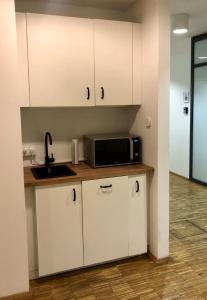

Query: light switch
[[183, 91, 190, 103], [146, 117, 152, 129]]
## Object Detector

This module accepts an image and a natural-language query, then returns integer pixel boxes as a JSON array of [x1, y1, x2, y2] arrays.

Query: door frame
[[190, 32, 207, 185]]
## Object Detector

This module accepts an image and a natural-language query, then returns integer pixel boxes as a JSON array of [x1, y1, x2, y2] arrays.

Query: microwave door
[[95, 138, 131, 167]]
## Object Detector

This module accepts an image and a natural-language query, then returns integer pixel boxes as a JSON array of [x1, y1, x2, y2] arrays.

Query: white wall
[[127, 0, 170, 259], [21, 106, 138, 165], [170, 37, 191, 178], [0, 0, 29, 297]]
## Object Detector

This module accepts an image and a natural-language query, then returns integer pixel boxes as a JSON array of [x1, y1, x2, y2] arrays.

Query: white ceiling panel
[[16, 0, 137, 11], [171, 0, 207, 36]]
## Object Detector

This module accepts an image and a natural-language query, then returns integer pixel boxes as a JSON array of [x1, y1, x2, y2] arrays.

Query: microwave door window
[[95, 139, 130, 166]]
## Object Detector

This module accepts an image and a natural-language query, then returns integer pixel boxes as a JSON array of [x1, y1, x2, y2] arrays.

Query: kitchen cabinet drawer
[[128, 175, 147, 256], [35, 183, 83, 276], [82, 176, 129, 266]]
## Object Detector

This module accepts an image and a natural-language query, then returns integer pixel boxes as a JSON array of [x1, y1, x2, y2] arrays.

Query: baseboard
[[148, 251, 169, 263], [170, 171, 189, 180], [0, 290, 30, 300], [29, 269, 38, 280]]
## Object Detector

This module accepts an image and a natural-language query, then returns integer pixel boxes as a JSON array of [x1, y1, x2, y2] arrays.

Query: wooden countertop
[[24, 162, 154, 187]]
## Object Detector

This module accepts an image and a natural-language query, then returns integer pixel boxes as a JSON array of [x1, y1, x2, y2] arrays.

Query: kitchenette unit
[[15, 9, 156, 279], [16, 10, 156, 279]]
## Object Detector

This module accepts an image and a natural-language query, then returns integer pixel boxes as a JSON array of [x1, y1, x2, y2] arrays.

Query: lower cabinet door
[[35, 183, 83, 276], [82, 176, 129, 266], [128, 175, 147, 256]]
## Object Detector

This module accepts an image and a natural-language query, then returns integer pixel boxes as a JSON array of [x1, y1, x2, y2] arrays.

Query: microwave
[[84, 134, 142, 168]]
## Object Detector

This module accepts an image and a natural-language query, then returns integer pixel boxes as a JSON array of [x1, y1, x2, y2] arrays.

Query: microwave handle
[[130, 138, 134, 162]]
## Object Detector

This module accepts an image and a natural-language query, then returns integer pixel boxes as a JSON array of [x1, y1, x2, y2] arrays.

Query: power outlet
[[23, 147, 36, 158]]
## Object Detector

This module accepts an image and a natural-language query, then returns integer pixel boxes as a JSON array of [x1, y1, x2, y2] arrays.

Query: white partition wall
[[0, 0, 29, 297], [170, 37, 191, 178], [126, 0, 170, 259]]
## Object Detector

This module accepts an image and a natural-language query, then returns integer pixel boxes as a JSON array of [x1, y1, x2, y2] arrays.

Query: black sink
[[31, 164, 76, 180]]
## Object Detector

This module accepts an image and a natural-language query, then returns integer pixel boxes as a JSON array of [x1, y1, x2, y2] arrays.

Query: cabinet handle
[[86, 87, 90, 100], [100, 184, 112, 189], [101, 87, 104, 99], [73, 188, 76, 202], [136, 181, 139, 193]]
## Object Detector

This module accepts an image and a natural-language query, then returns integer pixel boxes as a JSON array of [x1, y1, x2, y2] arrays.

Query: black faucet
[[45, 132, 55, 168]]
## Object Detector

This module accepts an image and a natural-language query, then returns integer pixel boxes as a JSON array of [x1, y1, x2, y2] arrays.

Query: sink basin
[[31, 164, 76, 180]]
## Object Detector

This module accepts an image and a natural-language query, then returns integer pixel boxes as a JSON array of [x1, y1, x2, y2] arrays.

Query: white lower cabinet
[[34, 175, 147, 277], [128, 175, 147, 256], [82, 176, 129, 266], [35, 183, 83, 276]]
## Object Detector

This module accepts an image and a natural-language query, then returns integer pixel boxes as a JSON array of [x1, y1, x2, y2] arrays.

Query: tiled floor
[[3, 174, 207, 299]]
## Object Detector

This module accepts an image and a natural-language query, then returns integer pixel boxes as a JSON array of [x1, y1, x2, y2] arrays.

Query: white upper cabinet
[[35, 183, 83, 276], [94, 20, 133, 106], [128, 175, 147, 256], [133, 24, 142, 105], [17, 13, 141, 107], [16, 13, 30, 107], [27, 14, 95, 107]]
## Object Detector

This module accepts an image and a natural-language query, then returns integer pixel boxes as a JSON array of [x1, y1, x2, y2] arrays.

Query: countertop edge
[[24, 162, 154, 187]]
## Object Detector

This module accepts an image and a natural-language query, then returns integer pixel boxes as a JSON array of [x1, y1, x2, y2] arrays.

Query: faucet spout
[[45, 132, 55, 168]]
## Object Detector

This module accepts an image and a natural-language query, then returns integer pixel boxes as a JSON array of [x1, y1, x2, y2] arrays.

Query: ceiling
[[171, 0, 207, 36], [16, 0, 207, 34], [23, 0, 137, 11]]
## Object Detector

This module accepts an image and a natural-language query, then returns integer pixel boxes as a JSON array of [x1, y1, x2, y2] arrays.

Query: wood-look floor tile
[[2, 174, 207, 300]]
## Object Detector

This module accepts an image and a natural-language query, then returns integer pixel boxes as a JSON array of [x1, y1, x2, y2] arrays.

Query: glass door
[[191, 34, 207, 184]]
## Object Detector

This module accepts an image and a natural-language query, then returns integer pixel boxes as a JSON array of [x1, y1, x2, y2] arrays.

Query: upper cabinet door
[[27, 14, 95, 107], [94, 20, 133, 106], [16, 13, 30, 107]]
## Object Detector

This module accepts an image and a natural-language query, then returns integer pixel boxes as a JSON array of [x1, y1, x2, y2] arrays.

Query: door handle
[[86, 87, 90, 100], [101, 87, 104, 99], [100, 184, 112, 189], [73, 188, 76, 201], [136, 181, 139, 193]]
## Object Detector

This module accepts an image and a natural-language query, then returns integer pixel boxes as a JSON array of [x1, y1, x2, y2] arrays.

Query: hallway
[[3, 174, 207, 300], [171, 173, 207, 235], [169, 174, 207, 299]]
